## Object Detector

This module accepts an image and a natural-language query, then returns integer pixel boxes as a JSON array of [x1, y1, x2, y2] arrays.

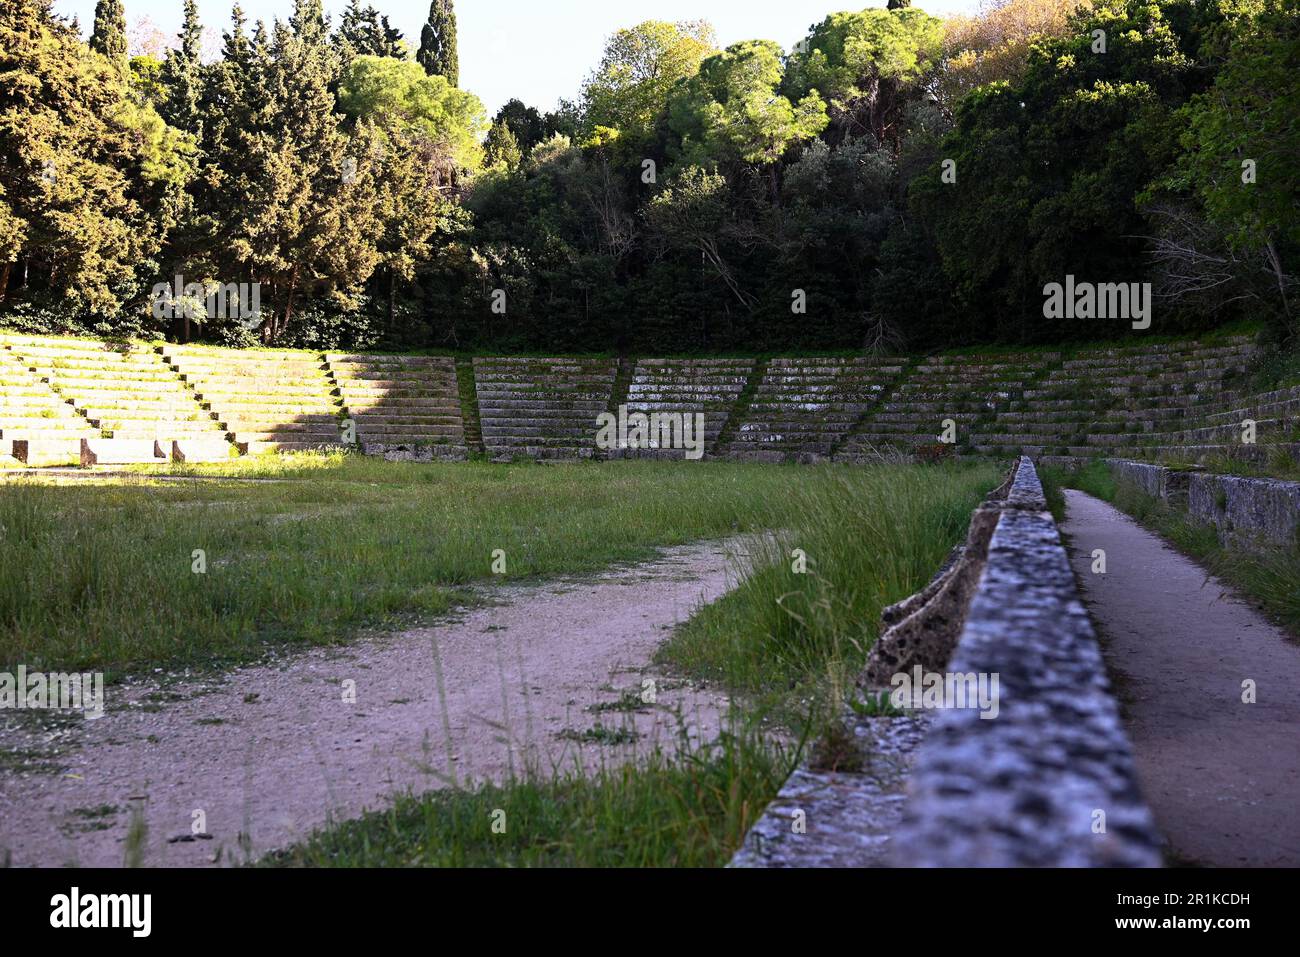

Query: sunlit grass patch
[[1, 456, 997, 677]]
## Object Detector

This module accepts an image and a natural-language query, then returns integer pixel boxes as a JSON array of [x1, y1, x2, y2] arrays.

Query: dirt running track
[[0, 540, 748, 867], [1061, 490, 1300, 867]]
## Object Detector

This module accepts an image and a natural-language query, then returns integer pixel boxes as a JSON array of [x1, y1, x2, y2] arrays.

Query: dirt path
[[0, 540, 750, 868], [1060, 490, 1300, 866]]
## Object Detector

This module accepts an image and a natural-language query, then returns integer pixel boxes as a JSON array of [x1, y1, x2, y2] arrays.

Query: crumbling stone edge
[[731, 456, 1163, 868]]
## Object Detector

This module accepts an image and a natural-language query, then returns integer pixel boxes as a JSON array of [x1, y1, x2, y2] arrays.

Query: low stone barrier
[[1108, 459, 1300, 548], [891, 459, 1160, 866], [732, 457, 1162, 868], [1187, 473, 1300, 548]]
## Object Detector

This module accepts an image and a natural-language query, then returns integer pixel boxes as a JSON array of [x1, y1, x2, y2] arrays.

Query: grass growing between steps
[[1041, 460, 1300, 638]]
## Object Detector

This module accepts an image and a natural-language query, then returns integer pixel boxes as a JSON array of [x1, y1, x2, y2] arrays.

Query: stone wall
[[1109, 458, 1300, 549], [733, 457, 1162, 867]]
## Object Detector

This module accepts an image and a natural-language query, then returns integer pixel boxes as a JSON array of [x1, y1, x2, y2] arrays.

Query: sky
[[53, 0, 983, 117]]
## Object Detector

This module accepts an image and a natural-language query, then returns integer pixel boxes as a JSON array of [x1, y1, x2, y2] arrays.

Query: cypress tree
[[289, 0, 327, 45], [337, 0, 405, 59], [89, 0, 127, 63], [417, 0, 457, 85], [159, 0, 204, 133]]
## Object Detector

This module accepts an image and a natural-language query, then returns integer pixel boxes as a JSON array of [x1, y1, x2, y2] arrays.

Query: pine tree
[[484, 119, 521, 170], [89, 0, 127, 63], [226, 17, 379, 341], [417, 0, 458, 85]]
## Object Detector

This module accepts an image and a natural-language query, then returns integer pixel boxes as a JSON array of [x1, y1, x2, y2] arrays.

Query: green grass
[[244, 455, 1000, 868], [263, 722, 794, 867], [659, 460, 1002, 724], [1, 452, 998, 679], [3, 451, 1002, 867], [1040, 460, 1300, 638]]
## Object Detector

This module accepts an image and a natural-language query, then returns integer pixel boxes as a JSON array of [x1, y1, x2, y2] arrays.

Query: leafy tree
[[339, 54, 485, 174], [490, 98, 577, 155], [939, 0, 1089, 111], [784, 7, 944, 147], [89, 0, 126, 64], [580, 20, 717, 144], [883, 0, 1223, 345], [1161, 0, 1298, 333], [339, 53, 486, 327], [666, 40, 828, 195], [417, 0, 457, 85]]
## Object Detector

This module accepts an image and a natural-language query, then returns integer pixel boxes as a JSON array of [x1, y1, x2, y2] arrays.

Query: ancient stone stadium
[[1, 0, 1296, 927]]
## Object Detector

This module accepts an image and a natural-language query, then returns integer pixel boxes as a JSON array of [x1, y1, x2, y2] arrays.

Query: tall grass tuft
[[660, 462, 1002, 706]]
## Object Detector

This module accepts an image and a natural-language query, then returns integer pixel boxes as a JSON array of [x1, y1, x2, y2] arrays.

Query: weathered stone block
[[80, 438, 166, 466]]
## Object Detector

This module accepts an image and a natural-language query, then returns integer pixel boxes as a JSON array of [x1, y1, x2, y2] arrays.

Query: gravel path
[[0, 539, 750, 867], [1061, 490, 1300, 866]]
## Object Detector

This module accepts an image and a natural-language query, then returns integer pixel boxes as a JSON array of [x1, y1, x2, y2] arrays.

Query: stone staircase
[[837, 353, 1060, 459], [473, 357, 616, 460], [161, 345, 347, 455], [724, 357, 907, 462], [613, 358, 754, 459], [976, 337, 1278, 462], [0, 336, 102, 465], [327, 354, 467, 461], [1, 332, 1294, 470], [2, 334, 232, 464]]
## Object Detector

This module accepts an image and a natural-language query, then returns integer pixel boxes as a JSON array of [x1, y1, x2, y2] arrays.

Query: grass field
[[2, 452, 1003, 867], [259, 456, 1001, 867], [1, 453, 1002, 680]]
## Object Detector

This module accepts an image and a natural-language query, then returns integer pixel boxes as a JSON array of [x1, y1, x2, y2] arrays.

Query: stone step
[[8, 438, 85, 464], [354, 423, 462, 437], [0, 416, 97, 433], [233, 431, 345, 447], [342, 396, 458, 409], [230, 427, 346, 442], [238, 439, 346, 455], [217, 414, 340, 428], [354, 432, 463, 445], [80, 438, 167, 466], [169, 438, 236, 463], [1, 425, 101, 441]]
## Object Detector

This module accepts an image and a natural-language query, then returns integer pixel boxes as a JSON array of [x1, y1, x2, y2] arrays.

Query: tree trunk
[[0, 260, 11, 306], [388, 266, 396, 332], [281, 267, 300, 343], [1264, 237, 1291, 321]]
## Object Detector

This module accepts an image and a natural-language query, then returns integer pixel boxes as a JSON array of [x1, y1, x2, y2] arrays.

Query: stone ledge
[[732, 457, 1161, 868], [890, 462, 1161, 867], [1107, 459, 1300, 548]]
